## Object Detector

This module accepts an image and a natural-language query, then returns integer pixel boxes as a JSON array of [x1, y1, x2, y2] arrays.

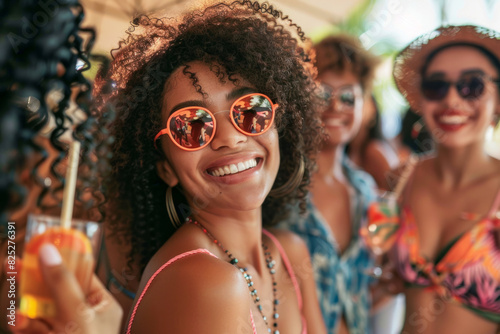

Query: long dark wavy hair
[[0, 0, 108, 233], [94, 0, 323, 273]]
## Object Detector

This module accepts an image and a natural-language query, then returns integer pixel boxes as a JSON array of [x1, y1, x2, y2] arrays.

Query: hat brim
[[393, 25, 500, 110]]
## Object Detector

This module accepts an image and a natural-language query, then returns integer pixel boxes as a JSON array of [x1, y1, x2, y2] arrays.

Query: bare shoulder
[[386, 154, 433, 191], [365, 141, 391, 164], [129, 248, 252, 333], [264, 228, 309, 264], [141, 222, 216, 279], [141, 249, 245, 293]]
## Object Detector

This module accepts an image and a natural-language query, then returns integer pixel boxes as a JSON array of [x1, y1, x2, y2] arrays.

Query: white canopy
[[81, 0, 365, 53]]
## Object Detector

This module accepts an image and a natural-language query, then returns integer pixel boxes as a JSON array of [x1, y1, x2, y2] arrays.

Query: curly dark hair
[[314, 34, 380, 92], [95, 0, 323, 273], [0, 0, 106, 228]]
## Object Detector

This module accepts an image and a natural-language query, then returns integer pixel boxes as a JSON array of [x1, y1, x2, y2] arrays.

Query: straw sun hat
[[393, 25, 500, 110]]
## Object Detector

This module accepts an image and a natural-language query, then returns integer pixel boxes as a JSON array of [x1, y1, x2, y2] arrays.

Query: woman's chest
[[311, 183, 353, 253], [250, 266, 303, 334], [406, 182, 497, 261]]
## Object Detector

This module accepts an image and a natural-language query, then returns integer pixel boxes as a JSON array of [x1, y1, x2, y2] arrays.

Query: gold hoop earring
[[166, 186, 182, 229], [269, 157, 305, 198]]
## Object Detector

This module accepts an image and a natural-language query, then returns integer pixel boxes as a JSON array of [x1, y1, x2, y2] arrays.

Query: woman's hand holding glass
[[9, 244, 122, 334]]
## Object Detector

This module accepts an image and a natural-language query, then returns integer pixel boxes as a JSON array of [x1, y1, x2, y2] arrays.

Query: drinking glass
[[19, 214, 101, 319], [360, 191, 400, 278]]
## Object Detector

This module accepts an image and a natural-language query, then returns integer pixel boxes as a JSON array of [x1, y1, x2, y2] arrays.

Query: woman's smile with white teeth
[[437, 114, 469, 125], [208, 158, 258, 177]]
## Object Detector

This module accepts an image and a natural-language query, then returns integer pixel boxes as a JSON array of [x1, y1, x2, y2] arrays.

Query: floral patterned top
[[365, 168, 500, 323], [279, 158, 376, 334]]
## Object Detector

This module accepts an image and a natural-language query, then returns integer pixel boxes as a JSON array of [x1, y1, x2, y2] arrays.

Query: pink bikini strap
[[126, 248, 258, 334], [249, 310, 257, 334], [126, 249, 217, 334], [262, 230, 307, 334], [262, 229, 303, 309]]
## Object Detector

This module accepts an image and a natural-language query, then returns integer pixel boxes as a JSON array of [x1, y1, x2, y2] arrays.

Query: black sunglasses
[[421, 73, 500, 101]]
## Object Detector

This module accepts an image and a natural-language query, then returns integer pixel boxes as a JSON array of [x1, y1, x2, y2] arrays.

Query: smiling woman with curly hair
[[94, 0, 326, 332]]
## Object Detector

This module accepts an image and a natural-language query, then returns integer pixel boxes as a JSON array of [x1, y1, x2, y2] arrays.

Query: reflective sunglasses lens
[[458, 76, 485, 100], [232, 95, 274, 134], [339, 89, 355, 107], [421, 80, 450, 100], [318, 84, 333, 102], [169, 108, 214, 149]]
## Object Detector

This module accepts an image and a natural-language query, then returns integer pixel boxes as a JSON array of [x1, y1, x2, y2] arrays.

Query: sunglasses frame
[[154, 93, 278, 151], [318, 83, 362, 113], [420, 73, 500, 102]]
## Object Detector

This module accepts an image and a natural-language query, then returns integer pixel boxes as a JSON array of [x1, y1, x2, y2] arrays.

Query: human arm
[[364, 141, 400, 191], [127, 251, 254, 334]]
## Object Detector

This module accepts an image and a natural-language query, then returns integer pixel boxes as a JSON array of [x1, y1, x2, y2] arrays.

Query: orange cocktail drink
[[19, 214, 101, 318]]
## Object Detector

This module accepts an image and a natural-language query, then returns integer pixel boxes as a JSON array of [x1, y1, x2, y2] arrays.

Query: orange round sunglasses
[[154, 93, 278, 151]]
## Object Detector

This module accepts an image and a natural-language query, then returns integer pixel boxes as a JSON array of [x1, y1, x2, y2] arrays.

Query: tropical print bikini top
[[363, 159, 500, 323]]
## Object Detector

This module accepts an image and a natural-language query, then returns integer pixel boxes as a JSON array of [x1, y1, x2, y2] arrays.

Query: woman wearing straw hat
[[367, 25, 500, 333]]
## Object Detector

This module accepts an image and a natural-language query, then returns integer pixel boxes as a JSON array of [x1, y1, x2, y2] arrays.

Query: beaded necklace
[[189, 218, 280, 334]]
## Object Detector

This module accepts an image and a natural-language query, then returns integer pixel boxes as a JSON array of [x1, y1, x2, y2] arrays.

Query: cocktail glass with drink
[[361, 191, 400, 278], [19, 214, 101, 318], [360, 155, 418, 278]]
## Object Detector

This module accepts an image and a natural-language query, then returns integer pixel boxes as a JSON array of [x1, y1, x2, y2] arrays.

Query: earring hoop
[[269, 157, 305, 198], [166, 186, 182, 229]]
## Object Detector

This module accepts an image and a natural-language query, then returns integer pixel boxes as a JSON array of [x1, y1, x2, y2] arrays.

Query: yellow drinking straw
[[60, 140, 81, 229]]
